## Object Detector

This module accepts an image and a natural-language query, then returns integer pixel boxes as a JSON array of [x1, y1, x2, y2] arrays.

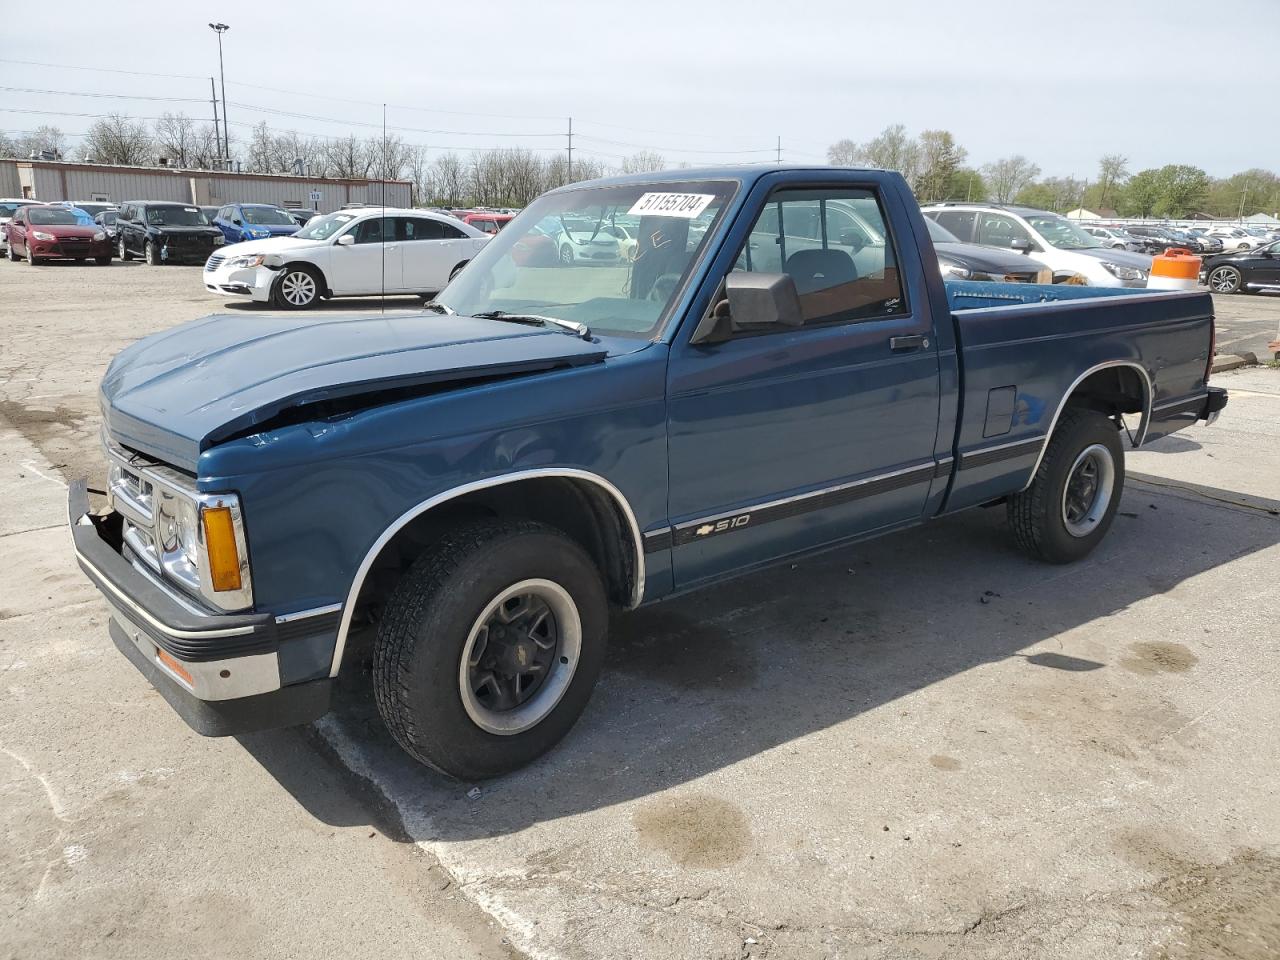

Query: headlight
[[229, 254, 268, 269], [1100, 262, 1147, 281], [32, 231, 55, 241], [93, 231, 107, 241], [249, 228, 270, 238], [213, 234, 225, 245], [939, 261, 972, 279]]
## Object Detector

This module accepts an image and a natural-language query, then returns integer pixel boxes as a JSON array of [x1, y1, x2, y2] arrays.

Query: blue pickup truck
[[70, 166, 1227, 779]]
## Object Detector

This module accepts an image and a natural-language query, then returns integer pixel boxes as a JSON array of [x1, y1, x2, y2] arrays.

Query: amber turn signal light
[[202, 505, 243, 592]]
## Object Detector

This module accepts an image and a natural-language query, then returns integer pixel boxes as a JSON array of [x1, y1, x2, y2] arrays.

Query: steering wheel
[[648, 272, 682, 303]]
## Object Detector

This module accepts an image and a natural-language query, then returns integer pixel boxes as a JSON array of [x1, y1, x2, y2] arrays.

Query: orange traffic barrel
[[1148, 247, 1201, 291]]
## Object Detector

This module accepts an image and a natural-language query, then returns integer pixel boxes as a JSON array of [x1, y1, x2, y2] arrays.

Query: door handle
[[889, 334, 928, 351]]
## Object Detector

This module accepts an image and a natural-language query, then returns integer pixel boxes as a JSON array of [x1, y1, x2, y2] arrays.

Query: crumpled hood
[[214, 235, 319, 256], [100, 313, 608, 469]]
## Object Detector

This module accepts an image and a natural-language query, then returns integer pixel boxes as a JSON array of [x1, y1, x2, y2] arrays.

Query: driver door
[[328, 216, 402, 295]]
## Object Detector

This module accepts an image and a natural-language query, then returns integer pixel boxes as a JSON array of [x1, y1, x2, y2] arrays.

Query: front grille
[[205, 252, 226, 272], [106, 441, 201, 594]]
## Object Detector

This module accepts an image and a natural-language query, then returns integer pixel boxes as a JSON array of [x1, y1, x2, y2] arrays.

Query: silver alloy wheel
[[458, 578, 582, 735], [1061, 443, 1116, 538], [118, 236, 126, 259], [279, 270, 317, 306], [1208, 266, 1240, 293], [559, 244, 573, 265]]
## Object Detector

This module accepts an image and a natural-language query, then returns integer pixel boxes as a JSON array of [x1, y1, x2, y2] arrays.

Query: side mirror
[[1010, 237, 1033, 254], [838, 229, 866, 252], [690, 272, 803, 345], [336, 234, 356, 246]]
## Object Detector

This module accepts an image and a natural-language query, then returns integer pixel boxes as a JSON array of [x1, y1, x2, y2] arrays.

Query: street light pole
[[208, 23, 230, 169]]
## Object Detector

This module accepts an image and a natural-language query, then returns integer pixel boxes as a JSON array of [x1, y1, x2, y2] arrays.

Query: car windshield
[[293, 212, 357, 240], [99, 211, 117, 224], [74, 203, 113, 216], [146, 206, 209, 226], [0, 202, 34, 217], [437, 180, 737, 338], [925, 218, 962, 243], [243, 206, 298, 226], [1025, 214, 1103, 250], [28, 207, 79, 225]]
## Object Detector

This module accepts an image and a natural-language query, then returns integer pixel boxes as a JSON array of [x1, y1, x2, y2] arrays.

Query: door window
[[439, 222, 468, 239], [932, 210, 976, 241], [977, 213, 1032, 248], [732, 188, 906, 326], [399, 217, 445, 241], [353, 217, 392, 244]]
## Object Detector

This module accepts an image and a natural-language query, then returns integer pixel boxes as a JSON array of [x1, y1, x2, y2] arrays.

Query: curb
[[1211, 352, 1256, 373]]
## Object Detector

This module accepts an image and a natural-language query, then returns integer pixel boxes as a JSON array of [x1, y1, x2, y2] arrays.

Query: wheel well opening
[[344, 477, 636, 660], [280, 261, 328, 296], [1064, 366, 1146, 420]]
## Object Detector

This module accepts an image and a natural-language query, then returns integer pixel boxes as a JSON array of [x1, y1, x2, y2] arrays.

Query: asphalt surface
[[2, 260, 1278, 960]]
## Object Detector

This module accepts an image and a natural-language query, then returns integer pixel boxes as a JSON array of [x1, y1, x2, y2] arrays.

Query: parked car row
[[1200, 239, 1280, 294]]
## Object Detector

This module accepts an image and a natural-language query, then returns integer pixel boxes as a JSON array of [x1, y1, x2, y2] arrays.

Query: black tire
[[1206, 265, 1242, 294], [1008, 408, 1124, 564], [118, 236, 132, 261], [373, 518, 608, 780], [6, 244, 17, 262], [448, 260, 468, 282], [95, 255, 112, 265], [144, 241, 160, 266], [271, 265, 322, 309], [26, 244, 39, 266]]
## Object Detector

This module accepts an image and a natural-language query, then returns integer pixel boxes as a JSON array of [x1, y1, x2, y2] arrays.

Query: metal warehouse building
[[0, 159, 411, 213]]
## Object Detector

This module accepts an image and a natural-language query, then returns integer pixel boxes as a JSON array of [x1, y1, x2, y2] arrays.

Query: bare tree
[[621, 150, 665, 174], [859, 124, 921, 183], [81, 114, 153, 165], [1096, 154, 1129, 210], [0, 131, 20, 158], [368, 132, 410, 183], [154, 112, 202, 167], [325, 135, 372, 178], [981, 155, 1041, 203], [826, 138, 862, 166], [405, 144, 433, 205], [18, 125, 67, 159], [430, 152, 468, 207], [188, 123, 226, 170]]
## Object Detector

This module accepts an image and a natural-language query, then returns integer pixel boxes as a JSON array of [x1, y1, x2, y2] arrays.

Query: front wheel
[[373, 518, 608, 780], [558, 243, 574, 266], [118, 236, 131, 261], [1207, 265, 1242, 294], [26, 244, 39, 266], [144, 241, 161, 266], [272, 266, 321, 309], [1008, 408, 1124, 564]]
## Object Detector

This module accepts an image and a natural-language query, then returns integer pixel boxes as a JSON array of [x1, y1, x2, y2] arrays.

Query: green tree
[[1152, 164, 1210, 218], [945, 167, 987, 201], [1095, 154, 1129, 211], [913, 130, 966, 203], [1014, 182, 1057, 209], [1120, 169, 1162, 217]]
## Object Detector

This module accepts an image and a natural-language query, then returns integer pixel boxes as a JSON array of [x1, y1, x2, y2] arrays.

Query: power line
[[0, 84, 207, 104], [0, 57, 204, 80]]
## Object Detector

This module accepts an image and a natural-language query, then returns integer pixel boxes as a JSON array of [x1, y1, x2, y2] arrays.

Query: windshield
[[98, 211, 117, 225], [437, 180, 737, 338], [925, 218, 962, 244], [0, 201, 35, 218], [28, 207, 80, 225], [1025, 215, 1103, 250], [243, 206, 298, 226], [294, 212, 357, 241], [73, 203, 113, 216], [146, 206, 209, 226]]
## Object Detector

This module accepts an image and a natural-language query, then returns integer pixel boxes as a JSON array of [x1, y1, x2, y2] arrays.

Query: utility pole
[[209, 77, 222, 161], [776, 136, 782, 164], [1238, 181, 1250, 222], [209, 23, 231, 168], [566, 117, 573, 183]]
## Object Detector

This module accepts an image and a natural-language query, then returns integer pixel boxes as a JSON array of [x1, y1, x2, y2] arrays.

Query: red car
[[6, 204, 113, 265], [463, 212, 514, 235]]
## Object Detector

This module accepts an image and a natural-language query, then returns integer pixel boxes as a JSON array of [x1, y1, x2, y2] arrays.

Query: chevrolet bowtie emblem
[[696, 524, 715, 536]]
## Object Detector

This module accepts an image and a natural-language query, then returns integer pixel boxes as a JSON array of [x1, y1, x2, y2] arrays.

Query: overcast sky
[[2, 0, 1274, 178]]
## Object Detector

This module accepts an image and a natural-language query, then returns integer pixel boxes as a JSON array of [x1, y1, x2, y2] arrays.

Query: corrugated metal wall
[[9, 162, 412, 213], [0, 161, 20, 197]]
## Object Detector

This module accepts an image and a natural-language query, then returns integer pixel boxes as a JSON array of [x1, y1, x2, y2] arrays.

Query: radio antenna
[[380, 102, 387, 315]]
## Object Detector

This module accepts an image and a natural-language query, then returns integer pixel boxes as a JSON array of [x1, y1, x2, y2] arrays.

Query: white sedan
[[202, 207, 490, 308]]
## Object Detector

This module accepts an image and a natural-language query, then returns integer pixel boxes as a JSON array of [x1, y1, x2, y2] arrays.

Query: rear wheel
[[373, 518, 608, 780], [449, 261, 468, 282], [1008, 409, 1124, 564], [144, 241, 161, 266], [272, 265, 321, 309], [1207, 265, 1242, 294], [6, 243, 17, 262], [558, 243, 574, 266]]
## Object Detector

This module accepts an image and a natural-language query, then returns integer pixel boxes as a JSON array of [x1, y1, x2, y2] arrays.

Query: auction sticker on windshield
[[627, 193, 717, 218]]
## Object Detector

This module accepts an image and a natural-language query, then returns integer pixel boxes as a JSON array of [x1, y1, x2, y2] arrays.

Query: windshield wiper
[[472, 310, 591, 339], [422, 300, 454, 315]]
